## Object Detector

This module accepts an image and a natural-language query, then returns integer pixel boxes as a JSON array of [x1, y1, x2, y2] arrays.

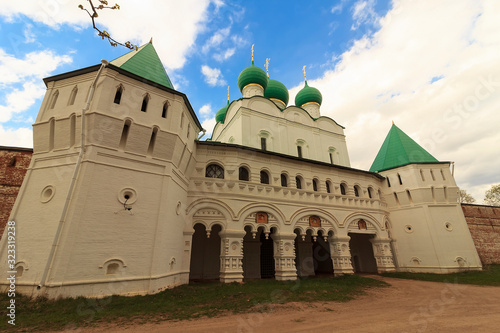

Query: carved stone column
[[370, 237, 396, 273], [219, 229, 246, 283], [271, 233, 298, 281], [329, 235, 354, 276]]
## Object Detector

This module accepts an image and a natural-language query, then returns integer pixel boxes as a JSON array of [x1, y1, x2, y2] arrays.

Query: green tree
[[458, 189, 475, 204], [484, 184, 500, 206]]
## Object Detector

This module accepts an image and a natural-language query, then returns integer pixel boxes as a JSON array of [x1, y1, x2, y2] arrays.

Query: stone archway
[[189, 223, 222, 280]]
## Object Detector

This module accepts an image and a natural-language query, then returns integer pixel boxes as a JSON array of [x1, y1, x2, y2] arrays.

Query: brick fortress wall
[[462, 203, 500, 264], [0, 146, 33, 239]]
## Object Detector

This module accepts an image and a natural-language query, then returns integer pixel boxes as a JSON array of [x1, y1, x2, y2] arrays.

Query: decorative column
[[370, 237, 396, 273], [329, 235, 354, 276], [271, 233, 298, 281], [219, 229, 246, 283]]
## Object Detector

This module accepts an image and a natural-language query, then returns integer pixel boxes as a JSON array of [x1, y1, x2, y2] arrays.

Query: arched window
[[261, 137, 267, 151], [281, 173, 288, 187], [68, 86, 78, 106], [141, 94, 149, 112], [340, 183, 346, 195], [260, 170, 270, 184], [119, 119, 131, 150], [114, 86, 123, 104], [354, 186, 360, 197], [297, 145, 303, 158], [313, 179, 318, 191], [239, 167, 249, 181], [205, 164, 224, 179], [162, 102, 168, 118], [147, 127, 158, 156], [367, 187, 373, 199], [296, 176, 302, 189], [49, 90, 59, 109], [325, 181, 331, 193]]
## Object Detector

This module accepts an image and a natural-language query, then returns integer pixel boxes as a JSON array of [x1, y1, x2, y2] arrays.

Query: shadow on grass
[[381, 264, 500, 286], [0, 275, 387, 332]]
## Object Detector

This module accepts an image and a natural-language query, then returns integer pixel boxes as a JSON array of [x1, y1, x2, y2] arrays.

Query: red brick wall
[[462, 203, 500, 264], [0, 146, 32, 238]]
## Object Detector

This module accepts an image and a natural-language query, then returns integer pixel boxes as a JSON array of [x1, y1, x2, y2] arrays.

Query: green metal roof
[[237, 61, 268, 92], [369, 124, 439, 172], [215, 100, 230, 123], [110, 42, 174, 89], [295, 80, 322, 107], [265, 78, 289, 105]]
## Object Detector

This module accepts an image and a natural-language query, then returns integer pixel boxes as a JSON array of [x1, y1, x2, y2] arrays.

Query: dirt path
[[63, 276, 500, 333]]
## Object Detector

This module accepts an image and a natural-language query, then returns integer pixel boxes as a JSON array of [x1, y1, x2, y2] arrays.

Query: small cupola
[[263, 58, 289, 109], [237, 45, 268, 98], [295, 66, 322, 118]]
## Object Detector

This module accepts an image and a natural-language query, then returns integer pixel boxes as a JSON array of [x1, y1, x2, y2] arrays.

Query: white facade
[[0, 50, 482, 299]]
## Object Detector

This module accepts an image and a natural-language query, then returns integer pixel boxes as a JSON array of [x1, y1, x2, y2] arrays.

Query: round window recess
[[404, 225, 414, 233], [176, 201, 182, 215], [41, 185, 55, 203], [118, 188, 138, 204], [445, 222, 453, 231]]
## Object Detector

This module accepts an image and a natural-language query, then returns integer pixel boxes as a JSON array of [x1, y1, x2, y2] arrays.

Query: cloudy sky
[[0, 0, 498, 202]]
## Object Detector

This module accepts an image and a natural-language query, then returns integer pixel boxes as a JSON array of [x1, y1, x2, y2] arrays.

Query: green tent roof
[[369, 124, 439, 172], [110, 42, 174, 89]]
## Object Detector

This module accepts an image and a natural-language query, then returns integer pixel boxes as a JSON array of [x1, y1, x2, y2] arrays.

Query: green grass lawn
[[381, 264, 500, 286], [0, 275, 386, 332]]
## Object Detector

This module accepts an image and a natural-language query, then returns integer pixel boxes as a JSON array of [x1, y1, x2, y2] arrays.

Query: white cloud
[[0, 81, 45, 122], [331, 0, 349, 14], [0, 0, 213, 69], [0, 49, 72, 86], [199, 104, 213, 116], [202, 26, 231, 53], [201, 118, 216, 137], [0, 125, 32, 148], [351, 0, 379, 30], [201, 65, 226, 86], [290, 0, 500, 202], [23, 23, 36, 43], [213, 48, 236, 62]]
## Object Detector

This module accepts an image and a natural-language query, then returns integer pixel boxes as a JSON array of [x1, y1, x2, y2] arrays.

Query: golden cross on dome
[[303, 65, 307, 81], [251, 44, 254, 62], [264, 58, 270, 77], [227, 86, 230, 101]]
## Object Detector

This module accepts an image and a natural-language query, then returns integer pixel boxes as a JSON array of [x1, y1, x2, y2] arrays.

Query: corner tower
[[371, 124, 482, 273], [0, 42, 203, 298]]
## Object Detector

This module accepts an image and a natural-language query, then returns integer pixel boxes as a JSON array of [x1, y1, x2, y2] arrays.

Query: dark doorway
[[313, 232, 334, 276], [348, 233, 378, 273], [189, 224, 222, 280], [260, 229, 275, 279]]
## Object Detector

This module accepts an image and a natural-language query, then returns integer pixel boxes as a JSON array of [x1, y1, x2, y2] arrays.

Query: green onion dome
[[237, 61, 268, 92], [215, 101, 230, 123], [264, 78, 289, 105], [295, 81, 322, 107]]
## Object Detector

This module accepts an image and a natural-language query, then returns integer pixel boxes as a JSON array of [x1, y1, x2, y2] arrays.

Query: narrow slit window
[[325, 181, 331, 193], [313, 179, 318, 191], [420, 169, 425, 181], [261, 137, 267, 151], [119, 121, 131, 149], [162, 102, 168, 118], [407, 190, 413, 204], [387, 177, 391, 187], [50, 90, 59, 109], [297, 146, 303, 158], [340, 183, 346, 195], [430, 170, 436, 181], [70, 114, 76, 147], [49, 118, 55, 151], [398, 173, 403, 185], [394, 192, 400, 206], [329, 152, 334, 164], [354, 186, 360, 197], [367, 187, 373, 198], [147, 128, 158, 155], [141, 95, 149, 112], [114, 86, 123, 104], [440, 169, 446, 180], [68, 86, 78, 106]]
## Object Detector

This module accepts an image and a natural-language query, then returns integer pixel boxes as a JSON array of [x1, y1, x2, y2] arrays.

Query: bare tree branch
[[79, 0, 137, 50]]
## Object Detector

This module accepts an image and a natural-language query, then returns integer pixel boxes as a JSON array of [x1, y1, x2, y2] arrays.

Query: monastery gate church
[[0, 43, 482, 298]]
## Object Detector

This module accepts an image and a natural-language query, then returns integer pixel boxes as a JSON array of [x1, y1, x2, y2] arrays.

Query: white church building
[[0, 43, 482, 298]]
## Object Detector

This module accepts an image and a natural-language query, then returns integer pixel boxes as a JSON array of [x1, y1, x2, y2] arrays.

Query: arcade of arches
[[188, 208, 395, 282]]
